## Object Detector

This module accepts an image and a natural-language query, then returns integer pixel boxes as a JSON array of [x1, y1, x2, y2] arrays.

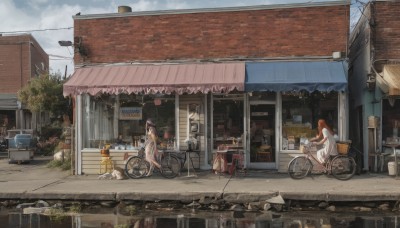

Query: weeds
[[125, 205, 138, 216], [46, 208, 66, 222], [69, 203, 81, 213], [47, 158, 71, 171]]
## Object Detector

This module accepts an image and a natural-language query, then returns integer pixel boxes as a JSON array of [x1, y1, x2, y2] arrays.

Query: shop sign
[[119, 107, 142, 120]]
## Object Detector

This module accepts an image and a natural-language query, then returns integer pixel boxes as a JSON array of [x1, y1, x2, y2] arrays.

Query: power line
[[0, 27, 73, 34], [49, 54, 73, 59]]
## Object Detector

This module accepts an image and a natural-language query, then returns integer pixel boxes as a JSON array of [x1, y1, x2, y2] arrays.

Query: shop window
[[382, 99, 400, 142], [81, 94, 175, 149], [212, 94, 244, 150], [281, 91, 338, 150]]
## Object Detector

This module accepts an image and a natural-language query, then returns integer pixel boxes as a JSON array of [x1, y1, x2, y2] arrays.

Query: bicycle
[[125, 147, 181, 179], [288, 142, 356, 180]]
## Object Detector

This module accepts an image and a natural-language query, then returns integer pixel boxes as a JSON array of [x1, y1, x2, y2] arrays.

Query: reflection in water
[[0, 210, 399, 227]]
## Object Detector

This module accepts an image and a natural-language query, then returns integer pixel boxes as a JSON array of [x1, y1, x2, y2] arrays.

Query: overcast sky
[[0, 0, 364, 77]]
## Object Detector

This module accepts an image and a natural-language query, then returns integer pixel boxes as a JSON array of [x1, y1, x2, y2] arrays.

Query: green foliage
[[47, 157, 71, 171], [69, 203, 81, 213], [46, 208, 66, 222], [41, 125, 63, 140], [18, 73, 71, 118]]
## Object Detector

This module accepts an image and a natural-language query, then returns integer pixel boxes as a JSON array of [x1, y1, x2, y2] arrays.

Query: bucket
[[388, 161, 396, 176]]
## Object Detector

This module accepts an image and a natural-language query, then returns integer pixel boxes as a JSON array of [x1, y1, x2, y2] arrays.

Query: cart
[[8, 134, 34, 164]]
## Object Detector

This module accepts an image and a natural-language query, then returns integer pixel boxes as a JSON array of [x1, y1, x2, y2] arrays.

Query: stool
[[256, 145, 272, 162], [100, 157, 114, 174], [229, 151, 246, 176]]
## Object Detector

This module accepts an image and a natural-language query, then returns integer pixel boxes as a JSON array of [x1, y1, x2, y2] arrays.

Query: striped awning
[[63, 62, 245, 96]]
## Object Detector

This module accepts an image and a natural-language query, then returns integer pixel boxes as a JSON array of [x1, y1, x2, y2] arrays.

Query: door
[[248, 101, 276, 169]]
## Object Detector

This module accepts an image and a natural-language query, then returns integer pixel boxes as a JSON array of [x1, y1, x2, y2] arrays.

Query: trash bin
[[388, 161, 396, 176]]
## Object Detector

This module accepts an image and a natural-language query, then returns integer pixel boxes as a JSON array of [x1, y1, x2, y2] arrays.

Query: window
[[212, 94, 244, 149], [281, 91, 338, 150], [81, 94, 175, 149]]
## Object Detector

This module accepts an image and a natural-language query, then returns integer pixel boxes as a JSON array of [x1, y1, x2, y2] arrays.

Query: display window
[[81, 94, 175, 149], [212, 94, 244, 150], [281, 91, 338, 150], [382, 98, 400, 142]]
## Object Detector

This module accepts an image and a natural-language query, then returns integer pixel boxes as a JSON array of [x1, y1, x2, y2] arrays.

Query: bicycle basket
[[336, 142, 350, 155]]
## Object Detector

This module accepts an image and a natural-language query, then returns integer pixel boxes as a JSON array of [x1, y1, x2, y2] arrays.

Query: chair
[[229, 150, 246, 176], [256, 144, 272, 162]]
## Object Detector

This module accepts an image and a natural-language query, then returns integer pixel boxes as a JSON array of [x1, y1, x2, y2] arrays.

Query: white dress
[[317, 128, 338, 163]]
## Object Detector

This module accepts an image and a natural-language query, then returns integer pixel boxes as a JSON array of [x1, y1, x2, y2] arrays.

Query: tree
[[18, 73, 71, 118]]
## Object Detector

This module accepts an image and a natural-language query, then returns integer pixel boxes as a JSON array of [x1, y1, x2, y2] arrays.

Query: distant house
[[0, 34, 49, 134], [349, 1, 400, 172]]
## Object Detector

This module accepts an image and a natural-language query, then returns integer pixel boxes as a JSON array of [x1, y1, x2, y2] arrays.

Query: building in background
[[0, 34, 49, 135], [349, 0, 400, 172]]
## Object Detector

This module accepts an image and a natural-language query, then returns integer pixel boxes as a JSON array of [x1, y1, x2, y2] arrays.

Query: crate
[[337, 142, 350, 155]]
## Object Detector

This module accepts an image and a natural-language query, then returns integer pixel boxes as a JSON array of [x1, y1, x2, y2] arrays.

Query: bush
[[37, 136, 59, 156], [47, 157, 71, 171]]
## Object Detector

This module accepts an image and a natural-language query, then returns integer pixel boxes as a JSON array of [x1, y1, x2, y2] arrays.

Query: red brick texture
[[74, 4, 349, 64], [371, 2, 400, 61], [0, 35, 48, 94]]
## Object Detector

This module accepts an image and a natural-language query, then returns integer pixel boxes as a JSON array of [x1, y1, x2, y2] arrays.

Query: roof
[[74, 1, 350, 20], [245, 61, 348, 92]]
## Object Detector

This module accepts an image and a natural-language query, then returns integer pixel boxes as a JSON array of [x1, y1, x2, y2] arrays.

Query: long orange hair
[[316, 119, 334, 138]]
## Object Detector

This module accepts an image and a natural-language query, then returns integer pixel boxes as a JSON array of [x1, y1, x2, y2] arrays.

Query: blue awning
[[245, 61, 348, 92]]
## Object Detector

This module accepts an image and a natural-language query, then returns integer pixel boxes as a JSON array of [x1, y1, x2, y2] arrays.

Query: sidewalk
[[0, 156, 399, 204]]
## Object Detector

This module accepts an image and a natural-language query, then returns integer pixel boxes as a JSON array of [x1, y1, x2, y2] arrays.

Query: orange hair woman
[[310, 119, 338, 163]]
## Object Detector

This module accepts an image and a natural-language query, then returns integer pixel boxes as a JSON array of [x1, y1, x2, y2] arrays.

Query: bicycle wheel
[[125, 156, 149, 179], [160, 154, 181, 179], [331, 155, 356, 180], [288, 156, 313, 179]]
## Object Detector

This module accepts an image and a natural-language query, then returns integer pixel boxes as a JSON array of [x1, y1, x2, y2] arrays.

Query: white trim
[[276, 93, 282, 170], [76, 95, 82, 175], [202, 94, 211, 169], [175, 94, 179, 149]]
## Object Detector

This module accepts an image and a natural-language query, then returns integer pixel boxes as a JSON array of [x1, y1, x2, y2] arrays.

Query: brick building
[[0, 34, 49, 134], [349, 0, 400, 173], [65, 2, 350, 175]]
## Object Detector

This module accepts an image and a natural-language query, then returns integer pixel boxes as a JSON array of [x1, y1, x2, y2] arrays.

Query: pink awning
[[63, 62, 245, 96]]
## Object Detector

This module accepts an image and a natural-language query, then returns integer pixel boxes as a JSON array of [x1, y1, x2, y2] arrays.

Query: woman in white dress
[[310, 119, 338, 164], [144, 119, 161, 176]]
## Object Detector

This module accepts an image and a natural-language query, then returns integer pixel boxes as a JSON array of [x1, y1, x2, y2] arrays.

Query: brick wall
[[74, 4, 349, 64], [0, 35, 48, 94], [372, 2, 400, 62]]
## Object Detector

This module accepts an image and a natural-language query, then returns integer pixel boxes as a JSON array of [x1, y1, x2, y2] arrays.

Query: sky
[[0, 0, 365, 77]]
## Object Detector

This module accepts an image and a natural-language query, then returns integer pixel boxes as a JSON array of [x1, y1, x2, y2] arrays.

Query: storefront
[[376, 64, 400, 156], [64, 60, 348, 175], [64, 62, 245, 175], [244, 61, 348, 172]]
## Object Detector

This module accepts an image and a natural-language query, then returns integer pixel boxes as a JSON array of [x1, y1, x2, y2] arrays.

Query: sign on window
[[119, 107, 142, 120]]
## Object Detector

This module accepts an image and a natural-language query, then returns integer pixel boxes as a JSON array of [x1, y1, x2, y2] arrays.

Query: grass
[[47, 158, 71, 171]]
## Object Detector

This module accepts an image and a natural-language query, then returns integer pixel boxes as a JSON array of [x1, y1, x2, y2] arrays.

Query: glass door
[[248, 101, 276, 169]]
